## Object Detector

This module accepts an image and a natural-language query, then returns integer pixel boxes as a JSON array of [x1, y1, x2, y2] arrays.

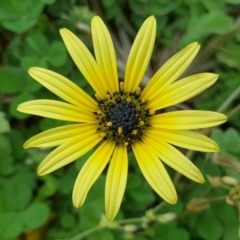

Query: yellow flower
[[17, 16, 227, 220]]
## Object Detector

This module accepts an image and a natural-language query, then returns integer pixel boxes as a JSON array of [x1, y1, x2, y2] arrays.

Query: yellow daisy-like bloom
[[18, 16, 227, 220]]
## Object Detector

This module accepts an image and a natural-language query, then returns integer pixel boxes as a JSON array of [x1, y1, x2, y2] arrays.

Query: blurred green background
[[0, 0, 240, 239]]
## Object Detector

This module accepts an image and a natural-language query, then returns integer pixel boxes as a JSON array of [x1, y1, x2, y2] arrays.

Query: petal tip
[[187, 42, 200, 54], [196, 173, 205, 183], [221, 114, 228, 122], [92, 15, 101, 22], [73, 201, 79, 208], [17, 105, 24, 112], [149, 15, 156, 20], [72, 198, 83, 209], [59, 28, 67, 32], [28, 67, 36, 74], [37, 168, 45, 176], [28, 67, 43, 75], [166, 193, 178, 204], [200, 178, 205, 184], [145, 15, 156, 26], [23, 143, 29, 149], [170, 197, 178, 204], [17, 104, 29, 113], [59, 28, 69, 38], [190, 42, 200, 48], [37, 163, 49, 176], [213, 143, 220, 152]]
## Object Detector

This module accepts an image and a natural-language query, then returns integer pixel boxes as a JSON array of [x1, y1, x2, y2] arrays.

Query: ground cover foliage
[[0, 0, 240, 239]]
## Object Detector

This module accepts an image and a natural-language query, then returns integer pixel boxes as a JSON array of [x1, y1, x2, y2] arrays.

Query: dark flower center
[[94, 82, 154, 150], [106, 100, 138, 136]]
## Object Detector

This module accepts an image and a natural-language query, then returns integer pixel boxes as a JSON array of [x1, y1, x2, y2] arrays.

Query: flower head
[[17, 16, 227, 220]]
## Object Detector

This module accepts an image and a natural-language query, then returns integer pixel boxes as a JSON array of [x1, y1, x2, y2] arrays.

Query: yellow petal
[[105, 145, 128, 220], [91, 16, 118, 94], [17, 100, 96, 122], [132, 141, 177, 204], [146, 128, 219, 152], [24, 123, 98, 149], [60, 28, 107, 97], [149, 110, 227, 130], [38, 133, 101, 175], [142, 135, 204, 183], [28, 67, 97, 112], [147, 73, 218, 110], [73, 141, 115, 208], [124, 16, 156, 92], [142, 42, 200, 100]]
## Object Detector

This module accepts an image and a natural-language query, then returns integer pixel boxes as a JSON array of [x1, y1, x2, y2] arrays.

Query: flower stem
[[152, 201, 165, 213], [227, 103, 240, 119], [66, 226, 103, 240], [116, 217, 143, 224], [207, 195, 227, 203], [217, 85, 240, 113]]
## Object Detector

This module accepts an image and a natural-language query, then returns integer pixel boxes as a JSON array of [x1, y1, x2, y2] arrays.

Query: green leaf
[[0, 212, 24, 238], [197, 12, 232, 34], [211, 128, 240, 154], [0, 155, 14, 176], [78, 176, 105, 230], [0, 134, 12, 155], [101, 0, 115, 8], [11, 166, 37, 189], [41, 0, 56, 4], [25, 74, 43, 93], [126, 173, 142, 189], [224, 128, 240, 153], [47, 41, 67, 67], [88, 230, 115, 240], [216, 44, 240, 69], [59, 165, 78, 194], [74, 148, 95, 170], [23, 203, 50, 230], [26, 32, 50, 55], [201, 0, 223, 11], [196, 215, 222, 240], [212, 203, 238, 224], [223, 223, 239, 240], [3, 20, 37, 34], [0, 0, 44, 34], [222, 0, 240, 4], [182, 11, 233, 45], [0, 112, 10, 133], [128, 179, 155, 204], [10, 92, 35, 119], [159, 228, 190, 240], [70, 68, 89, 89], [38, 175, 58, 198], [0, 178, 12, 211], [0, 67, 24, 93], [39, 118, 67, 131], [1, 170, 34, 210], [167, 201, 183, 215], [7, 130, 26, 161], [6, 184, 32, 211], [21, 57, 48, 71], [153, 222, 176, 238], [60, 213, 76, 229]]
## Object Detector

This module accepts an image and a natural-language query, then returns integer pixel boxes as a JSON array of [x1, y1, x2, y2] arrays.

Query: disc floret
[[95, 82, 153, 150]]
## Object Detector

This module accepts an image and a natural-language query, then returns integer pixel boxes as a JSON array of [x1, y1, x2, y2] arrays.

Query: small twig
[[66, 225, 103, 240], [116, 217, 143, 225], [226, 103, 240, 119], [217, 85, 240, 113], [152, 201, 165, 213]]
